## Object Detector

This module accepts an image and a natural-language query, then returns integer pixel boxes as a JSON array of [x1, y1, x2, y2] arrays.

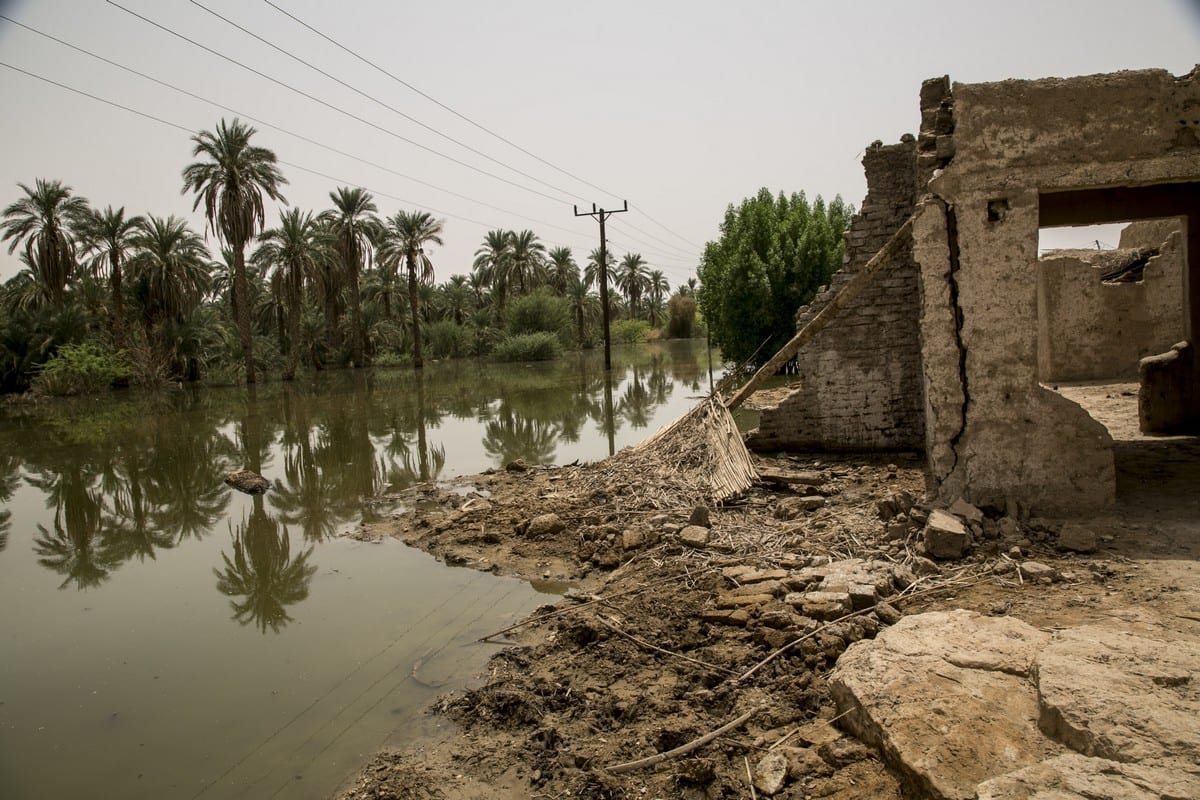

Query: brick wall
[[746, 140, 925, 452]]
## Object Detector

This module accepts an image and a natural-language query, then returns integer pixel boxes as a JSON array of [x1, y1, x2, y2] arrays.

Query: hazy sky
[[1, 0, 1198, 288]]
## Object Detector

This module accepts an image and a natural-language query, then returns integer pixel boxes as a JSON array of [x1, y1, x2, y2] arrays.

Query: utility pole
[[574, 201, 628, 371]]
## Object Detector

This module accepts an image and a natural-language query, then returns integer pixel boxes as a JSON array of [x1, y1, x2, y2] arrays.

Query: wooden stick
[[606, 706, 762, 775], [725, 215, 915, 412], [745, 756, 758, 800], [595, 616, 737, 675]]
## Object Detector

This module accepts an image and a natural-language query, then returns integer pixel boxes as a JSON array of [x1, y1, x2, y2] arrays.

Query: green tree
[[254, 208, 328, 380], [1, 178, 90, 308], [77, 205, 145, 345], [379, 210, 444, 369], [320, 187, 380, 366], [615, 252, 650, 319], [472, 229, 511, 317], [507, 229, 546, 295], [182, 118, 287, 384], [127, 215, 212, 366], [697, 188, 849, 366], [546, 246, 578, 296]]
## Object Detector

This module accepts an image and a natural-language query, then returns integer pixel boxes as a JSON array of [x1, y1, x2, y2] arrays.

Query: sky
[[1, 0, 1198, 289]]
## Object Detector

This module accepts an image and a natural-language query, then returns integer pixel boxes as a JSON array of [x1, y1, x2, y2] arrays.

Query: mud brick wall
[[747, 140, 925, 452]]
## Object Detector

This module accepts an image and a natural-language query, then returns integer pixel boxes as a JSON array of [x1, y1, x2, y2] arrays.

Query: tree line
[[0, 118, 699, 394]]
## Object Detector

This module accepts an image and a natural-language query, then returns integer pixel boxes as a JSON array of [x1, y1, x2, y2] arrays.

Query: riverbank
[[337, 438, 1200, 799]]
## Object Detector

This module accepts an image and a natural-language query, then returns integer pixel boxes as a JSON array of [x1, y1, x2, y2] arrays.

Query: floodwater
[[0, 341, 719, 799]]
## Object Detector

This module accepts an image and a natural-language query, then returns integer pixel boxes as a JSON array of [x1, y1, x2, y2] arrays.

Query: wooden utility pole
[[574, 201, 628, 370]]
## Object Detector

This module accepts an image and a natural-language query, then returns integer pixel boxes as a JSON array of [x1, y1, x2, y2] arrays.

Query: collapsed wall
[[745, 66, 1200, 516], [745, 141, 924, 451]]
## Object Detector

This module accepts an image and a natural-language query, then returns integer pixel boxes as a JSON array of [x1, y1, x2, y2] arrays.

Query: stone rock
[[1056, 522, 1098, 554], [700, 608, 749, 627], [505, 459, 529, 472], [830, 610, 1058, 800], [460, 497, 492, 513], [874, 601, 902, 625], [781, 745, 834, 780], [735, 568, 789, 584], [817, 737, 875, 767], [786, 591, 852, 621], [621, 529, 644, 551], [911, 555, 941, 576], [976, 753, 1200, 800], [717, 593, 775, 608], [924, 509, 970, 559], [727, 580, 784, 598], [688, 505, 711, 528], [775, 496, 825, 519], [525, 513, 565, 538], [1035, 624, 1200, 764], [1018, 561, 1058, 582], [847, 583, 878, 610], [948, 497, 984, 525], [224, 470, 269, 495], [753, 752, 789, 796], [679, 525, 710, 547]]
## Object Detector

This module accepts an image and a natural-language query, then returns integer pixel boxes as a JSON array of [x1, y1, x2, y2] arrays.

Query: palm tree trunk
[[232, 245, 256, 384], [348, 262, 364, 368], [110, 253, 125, 348], [408, 259, 423, 369], [283, 286, 300, 382]]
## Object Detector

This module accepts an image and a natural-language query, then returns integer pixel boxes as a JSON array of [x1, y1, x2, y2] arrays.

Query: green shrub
[[491, 332, 562, 362], [425, 320, 471, 360], [32, 342, 131, 396], [370, 351, 408, 368], [612, 319, 651, 344], [506, 291, 570, 338]]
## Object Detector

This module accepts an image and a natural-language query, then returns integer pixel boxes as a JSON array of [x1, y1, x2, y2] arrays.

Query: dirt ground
[[334, 384, 1200, 800]]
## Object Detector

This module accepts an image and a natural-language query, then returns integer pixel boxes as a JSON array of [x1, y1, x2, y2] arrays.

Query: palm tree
[[584, 247, 615, 290], [379, 210, 444, 369], [438, 275, 472, 325], [254, 208, 327, 380], [546, 246, 578, 296], [615, 253, 650, 319], [1, 178, 90, 307], [77, 205, 145, 344], [565, 276, 599, 347], [320, 187, 379, 367], [647, 269, 669, 326], [181, 118, 287, 383], [127, 215, 212, 349], [472, 229, 511, 316], [507, 229, 546, 295]]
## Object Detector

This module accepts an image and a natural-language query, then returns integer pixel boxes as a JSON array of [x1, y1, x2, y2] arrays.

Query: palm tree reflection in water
[[214, 496, 316, 634]]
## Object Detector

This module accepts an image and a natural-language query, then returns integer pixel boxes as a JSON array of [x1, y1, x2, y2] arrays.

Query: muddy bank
[[336, 451, 1192, 799]]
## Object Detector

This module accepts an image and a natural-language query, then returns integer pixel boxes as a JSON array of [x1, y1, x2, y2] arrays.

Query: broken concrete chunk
[[679, 525, 710, 547], [1018, 561, 1059, 582], [924, 509, 970, 559], [525, 513, 565, 537], [1056, 522, 1098, 554], [948, 497, 984, 525], [753, 752, 789, 796]]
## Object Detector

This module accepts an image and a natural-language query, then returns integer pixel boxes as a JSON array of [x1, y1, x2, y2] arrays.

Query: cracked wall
[[918, 66, 1200, 513]]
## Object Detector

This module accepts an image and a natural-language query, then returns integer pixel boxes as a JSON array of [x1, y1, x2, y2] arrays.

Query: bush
[[31, 342, 131, 396], [506, 291, 570, 338], [491, 332, 562, 362], [611, 319, 651, 344], [425, 320, 471, 360]]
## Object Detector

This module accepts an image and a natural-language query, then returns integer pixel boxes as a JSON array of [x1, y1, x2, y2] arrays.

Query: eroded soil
[[333, 431, 1200, 800]]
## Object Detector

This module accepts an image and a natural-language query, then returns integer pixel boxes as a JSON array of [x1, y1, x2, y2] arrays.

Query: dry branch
[[605, 706, 763, 775]]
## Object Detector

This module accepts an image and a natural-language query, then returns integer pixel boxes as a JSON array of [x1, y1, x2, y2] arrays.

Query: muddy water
[[0, 341, 717, 799]]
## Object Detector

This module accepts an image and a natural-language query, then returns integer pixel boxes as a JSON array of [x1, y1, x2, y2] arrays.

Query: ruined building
[[748, 67, 1200, 515]]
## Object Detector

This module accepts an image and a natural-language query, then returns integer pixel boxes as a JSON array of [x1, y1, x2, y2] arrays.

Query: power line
[[188, 0, 588, 206], [629, 202, 706, 251], [262, 0, 624, 205], [0, 20, 698, 270], [0, 60, 598, 261], [0, 16, 597, 244], [104, 1, 568, 205], [607, 216, 700, 259]]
